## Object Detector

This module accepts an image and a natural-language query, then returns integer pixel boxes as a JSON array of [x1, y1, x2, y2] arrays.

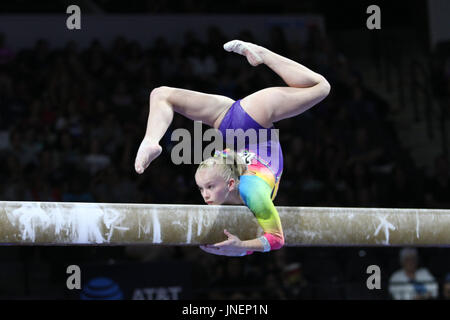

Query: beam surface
[[0, 201, 449, 246]]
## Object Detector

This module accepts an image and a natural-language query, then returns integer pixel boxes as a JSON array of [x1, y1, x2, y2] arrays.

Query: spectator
[[442, 273, 450, 300], [388, 248, 438, 300], [263, 273, 287, 299], [282, 262, 312, 299], [84, 139, 111, 175]]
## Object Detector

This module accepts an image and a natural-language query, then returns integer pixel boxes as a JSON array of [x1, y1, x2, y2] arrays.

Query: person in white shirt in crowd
[[388, 247, 438, 300]]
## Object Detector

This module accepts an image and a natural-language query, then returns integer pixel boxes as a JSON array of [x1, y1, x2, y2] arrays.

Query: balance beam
[[0, 201, 449, 246]]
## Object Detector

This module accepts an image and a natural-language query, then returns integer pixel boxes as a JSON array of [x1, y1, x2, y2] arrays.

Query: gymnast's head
[[195, 149, 247, 205]]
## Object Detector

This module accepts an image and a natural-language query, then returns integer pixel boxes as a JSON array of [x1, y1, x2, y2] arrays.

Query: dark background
[[0, 0, 449, 300]]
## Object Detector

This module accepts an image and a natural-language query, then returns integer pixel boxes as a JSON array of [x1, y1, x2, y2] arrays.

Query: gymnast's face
[[195, 167, 235, 205]]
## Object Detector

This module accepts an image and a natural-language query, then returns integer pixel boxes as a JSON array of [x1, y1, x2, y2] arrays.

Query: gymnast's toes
[[223, 40, 263, 66], [135, 143, 162, 174]]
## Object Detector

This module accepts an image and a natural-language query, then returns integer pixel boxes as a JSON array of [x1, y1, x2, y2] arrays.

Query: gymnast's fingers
[[200, 245, 228, 256], [210, 239, 233, 248]]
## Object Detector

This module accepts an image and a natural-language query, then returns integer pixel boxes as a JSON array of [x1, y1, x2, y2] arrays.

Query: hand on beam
[[199, 230, 247, 257]]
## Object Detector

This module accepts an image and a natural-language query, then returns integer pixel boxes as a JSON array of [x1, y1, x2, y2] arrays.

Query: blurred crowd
[[0, 23, 449, 299]]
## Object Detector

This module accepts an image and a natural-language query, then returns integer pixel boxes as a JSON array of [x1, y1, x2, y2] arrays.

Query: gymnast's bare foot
[[134, 138, 162, 174], [223, 40, 264, 66]]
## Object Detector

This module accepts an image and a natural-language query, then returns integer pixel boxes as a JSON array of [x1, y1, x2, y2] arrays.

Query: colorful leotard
[[217, 100, 285, 252], [239, 175, 284, 252], [218, 100, 283, 200]]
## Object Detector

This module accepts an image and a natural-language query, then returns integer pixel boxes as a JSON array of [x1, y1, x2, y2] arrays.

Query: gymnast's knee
[[318, 78, 331, 97], [150, 86, 171, 102]]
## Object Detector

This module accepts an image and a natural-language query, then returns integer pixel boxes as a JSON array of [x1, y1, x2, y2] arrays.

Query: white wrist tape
[[258, 236, 271, 252]]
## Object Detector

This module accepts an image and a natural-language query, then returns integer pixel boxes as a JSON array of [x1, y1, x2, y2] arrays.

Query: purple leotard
[[218, 100, 283, 185]]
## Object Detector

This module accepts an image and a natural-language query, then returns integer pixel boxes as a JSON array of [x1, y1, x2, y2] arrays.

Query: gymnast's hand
[[199, 229, 247, 257]]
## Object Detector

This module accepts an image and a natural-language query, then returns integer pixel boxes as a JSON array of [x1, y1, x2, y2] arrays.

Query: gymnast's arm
[[238, 174, 285, 253]]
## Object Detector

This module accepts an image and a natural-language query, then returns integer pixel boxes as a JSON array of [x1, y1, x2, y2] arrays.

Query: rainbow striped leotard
[[218, 100, 285, 252]]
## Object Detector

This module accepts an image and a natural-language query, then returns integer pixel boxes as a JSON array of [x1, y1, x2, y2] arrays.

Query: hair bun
[[198, 148, 247, 182]]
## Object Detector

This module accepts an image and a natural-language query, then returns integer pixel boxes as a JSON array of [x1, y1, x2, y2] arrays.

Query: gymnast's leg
[[224, 40, 331, 128], [135, 87, 234, 174]]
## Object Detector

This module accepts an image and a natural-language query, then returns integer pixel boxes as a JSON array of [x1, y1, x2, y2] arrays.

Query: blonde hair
[[196, 148, 247, 183]]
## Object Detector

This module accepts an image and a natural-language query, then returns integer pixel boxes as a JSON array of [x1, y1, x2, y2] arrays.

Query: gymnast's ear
[[227, 177, 237, 191]]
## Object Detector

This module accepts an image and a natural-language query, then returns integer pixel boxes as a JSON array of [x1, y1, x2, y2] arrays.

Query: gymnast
[[134, 40, 330, 256]]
